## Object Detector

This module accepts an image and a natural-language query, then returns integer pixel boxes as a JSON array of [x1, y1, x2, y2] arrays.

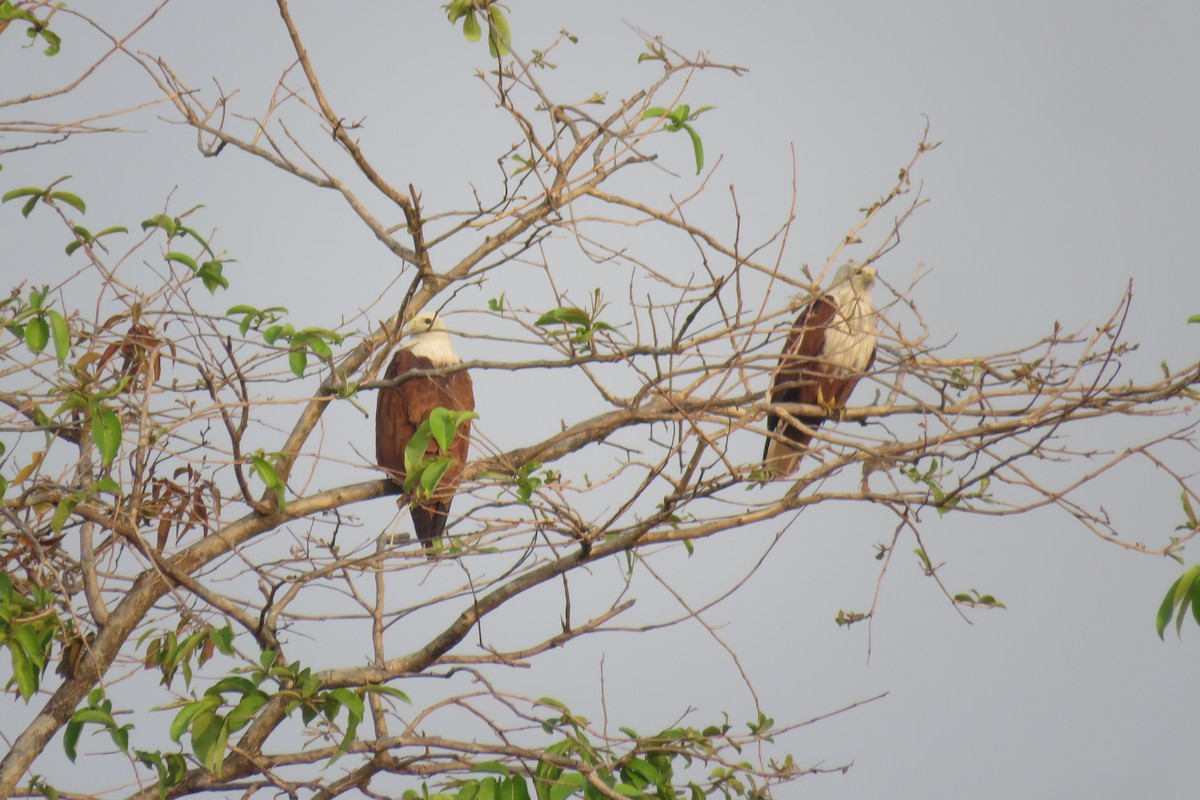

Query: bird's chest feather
[[820, 300, 876, 374]]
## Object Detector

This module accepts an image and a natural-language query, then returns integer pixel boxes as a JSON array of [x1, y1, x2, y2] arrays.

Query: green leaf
[[197, 262, 229, 293], [499, 777, 532, 800], [169, 698, 214, 743], [305, 336, 333, 359], [420, 457, 453, 496], [192, 713, 230, 773], [178, 226, 214, 255], [404, 422, 433, 475], [164, 252, 198, 271], [623, 757, 658, 785], [1182, 491, 1198, 527], [91, 406, 122, 466], [473, 762, 511, 776], [225, 691, 269, 731], [25, 316, 49, 354], [680, 121, 704, 174], [429, 407, 456, 452], [249, 455, 280, 489], [51, 495, 78, 534], [1, 187, 41, 203], [1157, 575, 1182, 639], [362, 684, 410, 704], [331, 687, 365, 720], [63, 714, 83, 762], [208, 675, 260, 697], [37, 27, 61, 57], [445, 0, 472, 22], [47, 310, 69, 363], [49, 191, 86, 214], [1187, 314, 1200, 324], [263, 323, 293, 344], [535, 307, 591, 327], [141, 214, 177, 237], [288, 348, 307, 377], [9, 642, 38, 701], [462, 9, 481, 42], [487, 5, 511, 57], [1174, 567, 1200, 637], [209, 626, 234, 655], [548, 773, 587, 800]]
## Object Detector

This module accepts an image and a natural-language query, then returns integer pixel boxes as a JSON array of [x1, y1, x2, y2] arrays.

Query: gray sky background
[[3, 2, 1199, 798]]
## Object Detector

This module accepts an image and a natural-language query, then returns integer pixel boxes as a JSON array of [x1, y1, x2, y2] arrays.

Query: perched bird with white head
[[376, 313, 475, 551], [764, 263, 878, 475]]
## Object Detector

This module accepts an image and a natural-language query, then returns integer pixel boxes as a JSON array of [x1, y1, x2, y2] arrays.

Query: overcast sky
[[3, 2, 1200, 798]]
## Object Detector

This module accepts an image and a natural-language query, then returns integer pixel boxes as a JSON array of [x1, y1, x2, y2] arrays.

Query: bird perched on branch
[[376, 313, 475, 552], [764, 263, 878, 475]]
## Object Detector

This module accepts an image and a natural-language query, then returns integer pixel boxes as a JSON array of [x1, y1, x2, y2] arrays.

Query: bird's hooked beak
[[861, 266, 877, 288]]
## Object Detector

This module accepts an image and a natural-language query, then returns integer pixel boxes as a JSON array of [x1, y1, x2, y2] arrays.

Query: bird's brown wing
[[376, 348, 422, 485], [765, 295, 838, 464], [376, 349, 475, 549]]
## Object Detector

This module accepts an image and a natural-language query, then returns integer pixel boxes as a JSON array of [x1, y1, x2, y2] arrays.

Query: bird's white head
[[832, 262, 877, 294], [404, 313, 460, 365]]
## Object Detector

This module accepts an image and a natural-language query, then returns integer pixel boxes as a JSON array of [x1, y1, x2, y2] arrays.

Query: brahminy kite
[[764, 262, 878, 475], [376, 313, 475, 551]]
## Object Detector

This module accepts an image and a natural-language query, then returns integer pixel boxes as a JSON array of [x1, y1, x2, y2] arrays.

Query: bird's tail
[[410, 502, 450, 559], [763, 433, 809, 477]]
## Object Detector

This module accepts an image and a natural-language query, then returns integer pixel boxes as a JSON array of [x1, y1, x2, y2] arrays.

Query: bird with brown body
[[376, 313, 474, 552], [764, 263, 878, 475]]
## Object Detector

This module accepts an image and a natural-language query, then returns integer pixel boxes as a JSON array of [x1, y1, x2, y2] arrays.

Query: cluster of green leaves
[[0, 0, 62, 55], [227, 304, 343, 377], [506, 461, 558, 505], [2, 176, 84, 218], [445, 0, 511, 57], [404, 407, 478, 500], [66, 222, 128, 256], [141, 625, 234, 689], [902, 458, 992, 516], [141, 213, 233, 294], [3, 176, 128, 256], [535, 293, 622, 353], [1, 284, 71, 364], [834, 608, 866, 627], [0, 572, 62, 701], [407, 699, 777, 800], [1158, 562, 1200, 640], [640, 104, 715, 175], [1158, 493, 1200, 638], [64, 688, 132, 762], [636, 40, 668, 65], [952, 589, 1006, 610], [168, 649, 406, 775], [272, 325, 342, 377], [134, 750, 188, 800], [1, 177, 237, 298]]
